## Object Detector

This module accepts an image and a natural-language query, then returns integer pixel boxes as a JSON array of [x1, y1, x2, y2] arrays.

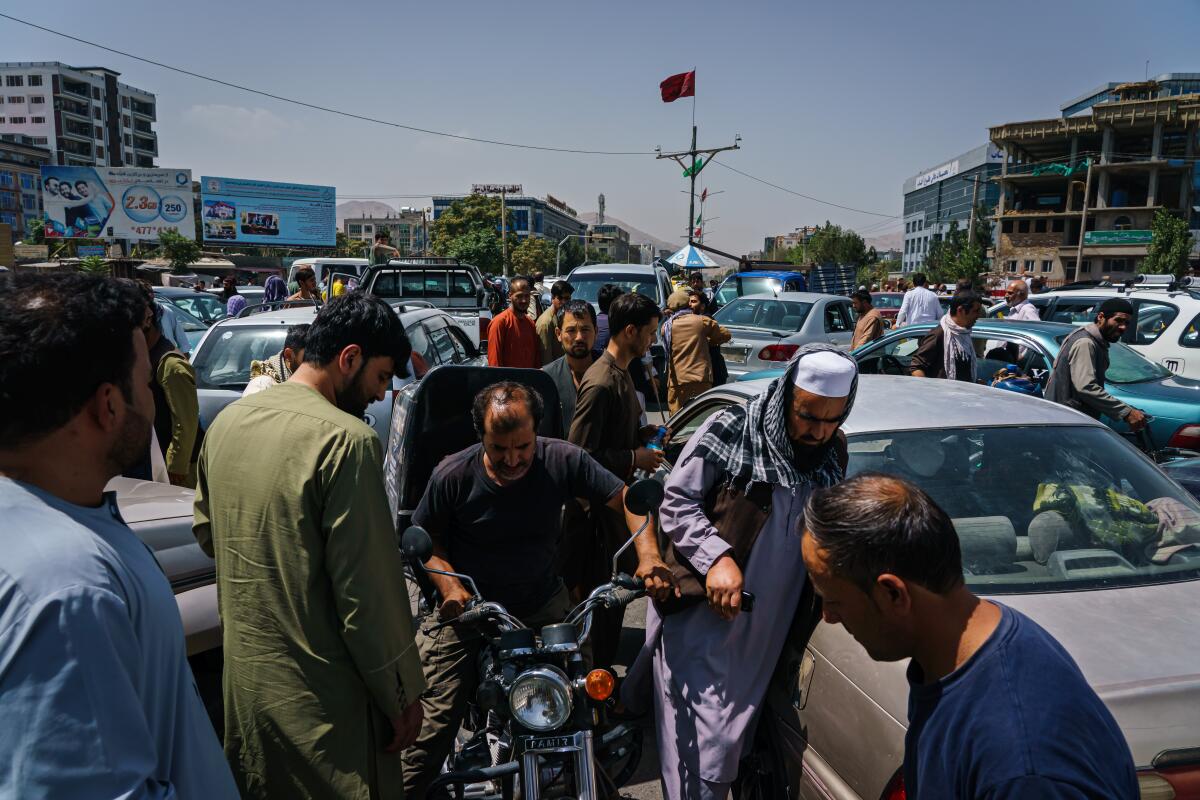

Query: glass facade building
[[901, 144, 1002, 273], [432, 194, 585, 245]]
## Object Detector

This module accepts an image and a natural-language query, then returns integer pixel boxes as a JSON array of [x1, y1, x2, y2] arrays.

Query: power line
[[710, 162, 900, 219], [0, 13, 656, 156]]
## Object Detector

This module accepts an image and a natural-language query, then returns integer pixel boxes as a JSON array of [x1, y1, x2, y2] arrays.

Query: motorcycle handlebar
[[607, 586, 644, 608]]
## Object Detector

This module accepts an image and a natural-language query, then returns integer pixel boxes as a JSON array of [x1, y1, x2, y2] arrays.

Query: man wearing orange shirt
[[487, 277, 540, 369]]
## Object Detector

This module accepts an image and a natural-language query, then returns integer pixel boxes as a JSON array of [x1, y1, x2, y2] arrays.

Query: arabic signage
[[1083, 230, 1153, 245], [472, 184, 522, 195], [544, 193, 577, 217], [200, 176, 336, 247], [40, 166, 194, 242], [914, 160, 960, 190]]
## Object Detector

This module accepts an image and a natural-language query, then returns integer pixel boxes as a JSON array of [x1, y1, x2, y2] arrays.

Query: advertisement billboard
[[40, 166, 194, 242], [200, 176, 335, 247]]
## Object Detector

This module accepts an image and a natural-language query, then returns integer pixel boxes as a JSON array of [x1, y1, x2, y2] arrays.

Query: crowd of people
[[0, 268, 1143, 800]]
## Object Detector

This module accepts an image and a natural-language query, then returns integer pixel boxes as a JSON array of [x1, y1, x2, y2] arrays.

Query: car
[[361, 258, 493, 346], [870, 291, 904, 324], [207, 285, 266, 309], [154, 285, 230, 326], [157, 299, 209, 352], [660, 375, 1200, 799], [564, 263, 674, 313], [189, 305, 483, 442], [712, 269, 809, 310], [287, 257, 369, 291], [987, 277, 1200, 379], [744, 319, 1200, 452], [712, 292, 859, 379], [1162, 457, 1200, 502]]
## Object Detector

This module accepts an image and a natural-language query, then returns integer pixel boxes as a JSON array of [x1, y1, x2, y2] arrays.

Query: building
[[902, 144, 1003, 273], [0, 62, 157, 168], [763, 226, 819, 258], [1061, 73, 1200, 118], [874, 248, 903, 263], [588, 222, 634, 262], [0, 134, 51, 237], [344, 208, 427, 255], [432, 191, 586, 246], [990, 79, 1200, 285]]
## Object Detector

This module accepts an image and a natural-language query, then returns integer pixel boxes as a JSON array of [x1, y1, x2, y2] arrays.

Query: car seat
[[954, 516, 1018, 575]]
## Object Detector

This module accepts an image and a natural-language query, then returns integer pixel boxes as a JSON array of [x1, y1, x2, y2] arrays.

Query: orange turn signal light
[[585, 669, 615, 702]]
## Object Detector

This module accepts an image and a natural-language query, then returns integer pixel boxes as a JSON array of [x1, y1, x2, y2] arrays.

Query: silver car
[[190, 305, 484, 441], [661, 376, 1200, 799], [712, 291, 858, 379]]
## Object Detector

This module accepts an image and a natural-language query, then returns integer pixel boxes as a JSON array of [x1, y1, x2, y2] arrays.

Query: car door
[[855, 330, 929, 375], [405, 320, 440, 378], [822, 301, 855, 348], [1129, 298, 1183, 372]]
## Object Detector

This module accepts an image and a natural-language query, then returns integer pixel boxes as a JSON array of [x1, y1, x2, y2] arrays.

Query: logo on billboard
[[472, 184, 522, 195]]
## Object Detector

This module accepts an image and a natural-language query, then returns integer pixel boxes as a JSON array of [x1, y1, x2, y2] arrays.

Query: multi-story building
[[432, 191, 586, 246], [1061, 73, 1200, 118], [902, 144, 1003, 273], [0, 134, 51, 237], [344, 208, 427, 255], [0, 62, 157, 168], [990, 80, 1200, 285], [588, 222, 633, 262], [763, 226, 819, 259]]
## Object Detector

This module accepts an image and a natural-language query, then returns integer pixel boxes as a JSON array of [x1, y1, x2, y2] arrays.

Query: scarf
[[689, 343, 858, 489], [248, 350, 293, 384], [227, 295, 247, 317], [940, 314, 976, 381], [264, 275, 287, 303], [661, 308, 693, 353]]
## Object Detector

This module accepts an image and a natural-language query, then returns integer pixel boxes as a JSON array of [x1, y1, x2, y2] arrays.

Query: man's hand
[[385, 700, 423, 752], [639, 424, 662, 443], [1125, 408, 1149, 432], [632, 447, 666, 473], [437, 586, 474, 622], [635, 557, 680, 603], [705, 553, 744, 621]]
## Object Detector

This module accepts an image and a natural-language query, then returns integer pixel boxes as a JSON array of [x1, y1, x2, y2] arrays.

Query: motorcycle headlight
[[508, 666, 574, 732]]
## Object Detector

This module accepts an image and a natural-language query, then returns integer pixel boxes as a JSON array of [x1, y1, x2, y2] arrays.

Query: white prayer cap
[[792, 351, 856, 398]]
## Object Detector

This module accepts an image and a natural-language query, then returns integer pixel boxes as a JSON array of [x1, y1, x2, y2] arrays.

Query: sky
[[4, 0, 1200, 254]]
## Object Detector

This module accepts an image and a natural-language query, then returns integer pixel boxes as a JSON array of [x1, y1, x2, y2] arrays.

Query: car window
[[846, 425, 1200, 593], [665, 399, 733, 465], [192, 326, 287, 390], [1045, 298, 1100, 326], [1181, 312, 1200, 349], [989, 297, 1050, 319], [449, 271, 476, 298], [715, 283, 738, 306], [713, 298, 813, 332], [857, 334, 924, 375], [445, 323, 477, 360], [568, 273, 662, 306], [406, 322, 438, 377], [1052, 333, 1171, 383], [425, 320, 459, 365], [1132, 300, 1179, 345], [825, 303, 851, 333], [872, 294, 904, 310], [167, 292, 227, 324], [974, 335, 1051, 383], [370, 271, 401, 298]]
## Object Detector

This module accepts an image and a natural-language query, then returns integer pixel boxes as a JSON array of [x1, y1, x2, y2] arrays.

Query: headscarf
[[661, 307, 693, 353], [227, 294, 247, 317], [264, 275, 287, 303], [689, 343, 858, 489], [940, 314, 976, 381]]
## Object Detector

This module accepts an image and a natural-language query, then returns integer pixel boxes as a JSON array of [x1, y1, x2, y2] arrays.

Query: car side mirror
[[625, 479, 665, 516], [402, 526, 434, 564]]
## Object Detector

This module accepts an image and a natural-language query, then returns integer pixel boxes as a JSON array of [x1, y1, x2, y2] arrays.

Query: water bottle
[[647, 426, 668, 453]]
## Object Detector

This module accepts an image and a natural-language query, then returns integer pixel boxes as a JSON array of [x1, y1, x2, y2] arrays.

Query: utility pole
[[967, 173, 981, 247], [500, 187, 509, 277], [1073, 161, 1094, 282], [657, 127, 740, 246]]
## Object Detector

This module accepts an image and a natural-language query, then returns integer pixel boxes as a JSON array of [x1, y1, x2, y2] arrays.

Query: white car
[[989, 277, 1200, 378]]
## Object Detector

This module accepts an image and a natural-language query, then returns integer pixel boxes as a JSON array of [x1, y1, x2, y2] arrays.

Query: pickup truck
[[361, 258, 494, 347]]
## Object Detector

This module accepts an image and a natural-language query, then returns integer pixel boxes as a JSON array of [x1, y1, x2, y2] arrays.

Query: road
[[612, 596, 663, 799]]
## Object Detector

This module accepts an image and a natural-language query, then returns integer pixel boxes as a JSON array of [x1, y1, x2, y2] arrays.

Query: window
[[122, 115, 130, 128], [121, 96, 129, 108], [19, 174, 34, 190], [713, 298, 814, 333], [124, 134, 132, 146], [93, 107, 102, 119], [1052, 218, 1065, 232], [94, 125, 104, 138], [8, 117, 25, 124], [1034, 219, 1047, 233], [1018, 220, 1030, 233], [1180, 313, 1200, 349], [405, 323, 437, 378], [857, 335, 924, 375], [449, 271, 476, 298], [905, 222, 911, 233], [824, 302, 851, 333], [0, 117, 5, 124], [28, 75, 42, 87], [973, 334, 1052, 381], [1002, 220, 1013, 233], [1113, 216, 1133, 231], [31, 136, 46, 145], [92, 87, 101, 100], [29, 95, 44, 104], [0, 172, 12, 188], [96, 146, 104, 158], [1046, 298, 1100, 325], [5, 75, 23, 87], [348, 224, 361, 235], [7, 96, 22, 104], [1041, 260, 1053, 273], [23, 194, 37, 211], [664, 399, 736, 465], [1131, 300, 1179, 345], [31, 116, 44, 124], [1081, 259, 1092, 274], [1024, 260, 1034, 272], [1105, 258, 1129, 273], [426, 321, 461, 365], [1007, 260, 1017, 273]]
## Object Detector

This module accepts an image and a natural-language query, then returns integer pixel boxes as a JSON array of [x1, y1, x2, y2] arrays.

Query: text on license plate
[[526, 735, 575, 750], [722, 346, 749, 364]]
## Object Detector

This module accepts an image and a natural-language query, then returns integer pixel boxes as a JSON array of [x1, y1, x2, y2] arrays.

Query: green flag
[[683, 157, 708, 177], [695, 212, 703, 225]]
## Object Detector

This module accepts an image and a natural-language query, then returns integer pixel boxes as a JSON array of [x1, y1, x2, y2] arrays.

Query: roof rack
[[1122, 274, 1196, 294]]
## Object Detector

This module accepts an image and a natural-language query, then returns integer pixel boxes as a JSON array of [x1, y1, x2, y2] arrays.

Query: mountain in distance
[[864, 230, 903, 252], [336, 200, 400, 227]]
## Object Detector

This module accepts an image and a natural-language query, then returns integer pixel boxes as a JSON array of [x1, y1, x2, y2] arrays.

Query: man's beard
[[335, 361, 373, 419], [109, 403, 153, 475], [568, 343, 591, 359], [791, 436, 835, 472]]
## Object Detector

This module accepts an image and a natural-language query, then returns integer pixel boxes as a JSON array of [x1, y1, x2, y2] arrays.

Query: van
[[361, 258, 493, 346], [287, 258, 370, 290]]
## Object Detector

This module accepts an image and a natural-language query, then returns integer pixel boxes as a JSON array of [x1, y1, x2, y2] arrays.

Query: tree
[[443, 228, 503, 274], [431, 194, 513, 273], [1142, 208, 1194, 278], [23, 218, 46, 244], [77, 255, 110, 276], [336, 231, 366, 258], [157, 229, 202, 274], [923, 206, 994, 286], [784, 222, 868, 267], [510, 236, 557, 275], [557, 238, 585, 272]]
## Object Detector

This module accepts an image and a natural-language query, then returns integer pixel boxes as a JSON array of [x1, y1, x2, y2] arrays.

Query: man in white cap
[[625, 344, 858, 800]]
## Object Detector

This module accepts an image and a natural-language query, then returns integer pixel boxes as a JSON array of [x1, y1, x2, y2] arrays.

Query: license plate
[[526, 735, 575, 751], [722, 345, 749, 364]]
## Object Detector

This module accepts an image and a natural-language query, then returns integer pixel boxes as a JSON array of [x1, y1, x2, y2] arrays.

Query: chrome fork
[[519, 730, 597, 800]]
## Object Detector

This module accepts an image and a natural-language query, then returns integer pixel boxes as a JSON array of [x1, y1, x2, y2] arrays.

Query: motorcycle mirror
[[401, 526, 434, 564], [625, 479, 664, 516]]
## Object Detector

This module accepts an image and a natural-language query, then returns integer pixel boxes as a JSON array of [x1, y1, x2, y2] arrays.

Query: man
[[850, 288, 884, 349], [1001, 278, 1040, 321], [194, 293, 426, 799], [487, 276, 540, 368], [594, 282, 622, 354], [661, 288, 732, 414], [802, 474, 1138, 799], [194, 279, 207, 292], [1044, 297, 1148, 431], [542, 299, 596, 426], [627, 346, 859, 800], [138, 283, 200, 487], [896, 272, 942, 327], [689, 271, 713, 312], [243, 323, 308, 397], [287, 265, 323, 304], [157, 297, 193, 356], [1030, 276, 1048, 295], [218, 273, 238, 303], [0, 273, 237, 797], [910, 291, 983, 382], [536, 279, 574, 363], [400, 382, 677, 797], [370, 230, 400, 265]]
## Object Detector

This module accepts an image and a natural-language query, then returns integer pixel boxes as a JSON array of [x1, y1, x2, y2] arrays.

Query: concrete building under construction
[[990, 80, 1200, 285]]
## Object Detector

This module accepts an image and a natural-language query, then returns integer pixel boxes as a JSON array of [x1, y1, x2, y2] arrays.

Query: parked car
[[987, 278, 1200, 378], [870, 291, 904, 325], [659, 375, 1200, 799], [565, 262, 675, 376], [712, 292, 858, 379], [712, 269, 809, 310], [361, 258, 492, 346], [189, 305, 483, 441], [156, 299, 209, 352], [154, 285, 230, 326], [287, 257, 369, 291]]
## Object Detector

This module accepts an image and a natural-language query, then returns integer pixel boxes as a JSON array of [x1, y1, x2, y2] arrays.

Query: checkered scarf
[[689, 344, 858, 489]]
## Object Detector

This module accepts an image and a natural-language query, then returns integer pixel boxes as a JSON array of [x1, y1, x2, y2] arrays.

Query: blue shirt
[[0, 478, 237, 799], [904, 603, 1138, 799]]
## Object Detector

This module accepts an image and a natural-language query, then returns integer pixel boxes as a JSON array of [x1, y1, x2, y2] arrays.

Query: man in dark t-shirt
[[802, 475, 1138, 800], [401, 381, 677, 798]]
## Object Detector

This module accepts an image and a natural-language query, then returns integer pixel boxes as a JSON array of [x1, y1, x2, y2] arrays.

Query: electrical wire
[[710, 162, 901, 219]]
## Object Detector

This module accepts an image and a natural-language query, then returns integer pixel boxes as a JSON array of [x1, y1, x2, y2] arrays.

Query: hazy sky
[[4, 0, 1198, 252]]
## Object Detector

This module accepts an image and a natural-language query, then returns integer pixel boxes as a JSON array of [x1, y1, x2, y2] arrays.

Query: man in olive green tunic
[[194, 294, 426, 799]]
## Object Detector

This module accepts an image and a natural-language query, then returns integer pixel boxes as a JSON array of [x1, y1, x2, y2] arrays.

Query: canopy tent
[[666, 244, 717, 269]]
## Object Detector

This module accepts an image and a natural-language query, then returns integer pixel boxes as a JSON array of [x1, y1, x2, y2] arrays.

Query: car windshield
[[872, 294, 903, 309], [569, 274, 662, 306], [847, 425, 1200, 593], [714, 298, 813, 332], [735, 277, 781, 297], [1054, 334, 1171, 383], [165, 292, 227, 324], [192, 325, 287, 390]]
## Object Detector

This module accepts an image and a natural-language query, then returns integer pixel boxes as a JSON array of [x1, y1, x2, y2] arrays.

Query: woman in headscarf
[[263, 274, 287, 304], [226, 294, 247, 317]]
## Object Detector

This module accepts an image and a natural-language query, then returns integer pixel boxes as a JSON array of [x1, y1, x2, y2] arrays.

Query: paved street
[[612, 597, 663, 799]]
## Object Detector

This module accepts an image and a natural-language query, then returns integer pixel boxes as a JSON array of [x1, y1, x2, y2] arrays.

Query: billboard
[[200, 176, 335, 246], [40, 166, 194, 241]]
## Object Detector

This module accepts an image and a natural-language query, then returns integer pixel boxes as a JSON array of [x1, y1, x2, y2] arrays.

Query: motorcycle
[[401, 479, 665, 800]]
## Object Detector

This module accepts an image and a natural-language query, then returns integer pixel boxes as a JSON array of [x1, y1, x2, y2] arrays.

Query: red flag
[[660, 71, 696, 103], [700, 188, 708, 202]]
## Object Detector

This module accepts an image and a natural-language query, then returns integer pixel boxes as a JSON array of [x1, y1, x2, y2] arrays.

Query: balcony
[[132, 134, 157, 156], [130, 100, 156, 121], [59, 79, 91, 99], [56, 97, 91, 118], [133, 119, 152, 134]]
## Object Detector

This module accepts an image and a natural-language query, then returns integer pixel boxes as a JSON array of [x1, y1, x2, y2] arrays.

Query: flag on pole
[[695, 212, 702, 225], [694, 227, 703, 237], [700, 188, 708, 202], [659, 71, 696, 103], [683, 157, 708, 177]]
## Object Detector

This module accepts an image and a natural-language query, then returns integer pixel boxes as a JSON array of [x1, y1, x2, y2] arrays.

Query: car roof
[[731, 270, 806, 280], [1039, 287, 1200, 302], [210, 305, 444, 327], [896, 318, 1079, 337], [153, 285, 209, 296], [730, 291, 842, 303], [291, 257, 368, 265], [720, 374, 1099, 435], [568, 263, 659, 275]]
